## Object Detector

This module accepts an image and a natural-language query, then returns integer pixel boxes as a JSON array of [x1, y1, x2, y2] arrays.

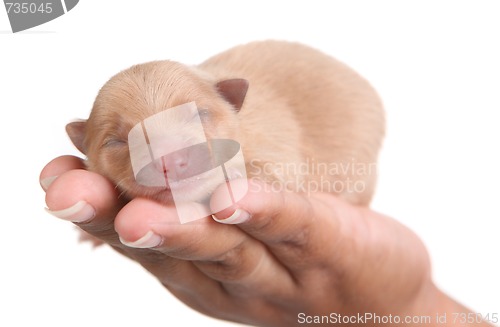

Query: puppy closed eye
[[102, 138, 127, 148]]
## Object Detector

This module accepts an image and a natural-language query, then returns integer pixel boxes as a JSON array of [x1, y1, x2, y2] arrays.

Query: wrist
[[403, 280, 493, 327]]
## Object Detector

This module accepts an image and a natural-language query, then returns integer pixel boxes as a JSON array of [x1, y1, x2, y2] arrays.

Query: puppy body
[[68, 41, 384, 206]]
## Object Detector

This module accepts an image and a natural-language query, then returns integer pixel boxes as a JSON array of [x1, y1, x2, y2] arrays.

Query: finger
[[165, 281, 285, 327], [44, 168, 124, 246], [115, 199, 243, 257], [115, 198, 297, 298], [39, 155, 85, 191], [125, 249, 247, 321], [210, 179, 349, 272], [143, 254, 296, 327]]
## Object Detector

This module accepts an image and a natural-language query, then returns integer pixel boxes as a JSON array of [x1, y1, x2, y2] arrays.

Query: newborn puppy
[[67, 40, 384, 207]]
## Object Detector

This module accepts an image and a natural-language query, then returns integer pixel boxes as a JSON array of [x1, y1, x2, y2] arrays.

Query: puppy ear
[[216, 79, 249, 112], [66, 121, 87, 154]]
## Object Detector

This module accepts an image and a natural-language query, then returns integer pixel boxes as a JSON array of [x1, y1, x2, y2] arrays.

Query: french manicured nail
[[40, 176, 58, 191], [212, 208, 250, 224], [119, 231, 163, 249], [45, 200, 96, 223]]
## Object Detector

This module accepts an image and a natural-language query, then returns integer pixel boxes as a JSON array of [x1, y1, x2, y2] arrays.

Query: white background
[[1, 1, 499, 326]]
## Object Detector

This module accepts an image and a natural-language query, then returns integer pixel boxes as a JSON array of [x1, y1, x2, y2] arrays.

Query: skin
[[40, 155, 492, 327]]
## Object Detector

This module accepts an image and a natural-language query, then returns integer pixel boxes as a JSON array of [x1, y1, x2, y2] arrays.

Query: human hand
[[40, 155, 490, 326]]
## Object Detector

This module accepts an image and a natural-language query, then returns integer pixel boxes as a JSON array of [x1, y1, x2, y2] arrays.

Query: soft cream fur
[[67, 40, 384, 206]]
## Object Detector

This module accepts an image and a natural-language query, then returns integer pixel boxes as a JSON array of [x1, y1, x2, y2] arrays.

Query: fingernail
[[45, 200, 96, 223], [40, 176, 58, 191], [119, 231, 163, 249], [212, 208, 250, 224]]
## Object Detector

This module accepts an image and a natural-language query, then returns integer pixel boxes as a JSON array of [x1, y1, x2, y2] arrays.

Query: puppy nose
[[154, 151, 189, 180]]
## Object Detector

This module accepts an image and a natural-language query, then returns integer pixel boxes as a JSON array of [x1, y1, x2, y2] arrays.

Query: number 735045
[[5, 2, 53, 14]]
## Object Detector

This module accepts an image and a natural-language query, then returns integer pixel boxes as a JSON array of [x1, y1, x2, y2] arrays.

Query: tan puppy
[[67, 40, 384, 206]]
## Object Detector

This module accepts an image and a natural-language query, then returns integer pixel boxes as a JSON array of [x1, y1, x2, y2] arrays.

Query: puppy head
[[66, 60, 248, 202]]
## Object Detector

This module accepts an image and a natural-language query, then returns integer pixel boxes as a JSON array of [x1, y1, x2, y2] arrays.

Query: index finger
[[39, 155, 86, 191], [41, 155, 124, 247]]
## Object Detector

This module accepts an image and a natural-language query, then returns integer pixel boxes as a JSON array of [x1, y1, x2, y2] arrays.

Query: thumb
[[210, 179, 347, 272]]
